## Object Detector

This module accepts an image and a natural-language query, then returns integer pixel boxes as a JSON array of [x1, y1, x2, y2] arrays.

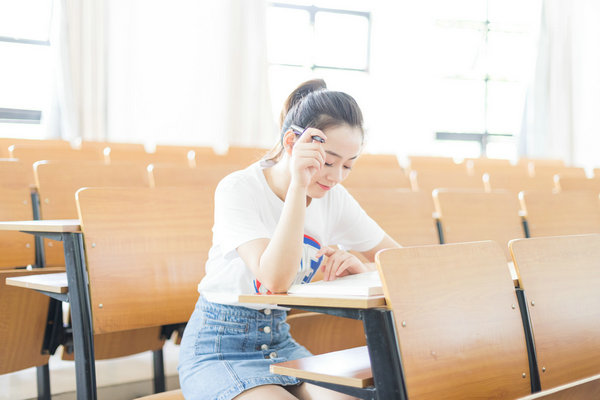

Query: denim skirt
[[178, 296, 312, 400]]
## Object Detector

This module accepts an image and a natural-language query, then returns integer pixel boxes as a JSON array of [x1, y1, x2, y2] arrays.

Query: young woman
[[178, 79, 400, 400]]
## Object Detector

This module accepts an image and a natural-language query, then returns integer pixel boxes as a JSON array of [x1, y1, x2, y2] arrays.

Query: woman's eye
[[324, 162, 333, 167], [343, 165, 352, 170]]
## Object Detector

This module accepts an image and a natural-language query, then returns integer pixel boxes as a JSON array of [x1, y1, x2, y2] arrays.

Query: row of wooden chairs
[[268, 234, 600, 399]]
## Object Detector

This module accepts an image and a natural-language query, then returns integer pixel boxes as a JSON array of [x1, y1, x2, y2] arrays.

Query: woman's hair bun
[[278, 79, 327, 129]]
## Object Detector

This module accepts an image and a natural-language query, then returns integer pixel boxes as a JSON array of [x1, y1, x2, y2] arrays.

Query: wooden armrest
[[6, 272, 68, 294], [270, 346, 373, 388]]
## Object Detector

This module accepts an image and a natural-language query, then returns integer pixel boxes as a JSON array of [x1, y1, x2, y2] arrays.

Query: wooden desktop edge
[[238, 293, 387, 309], [6, 272, 68, 294], [0, 219, 81, 233]]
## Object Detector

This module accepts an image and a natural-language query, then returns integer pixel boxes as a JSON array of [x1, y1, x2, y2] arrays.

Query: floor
[[0, 341, 180, 400]]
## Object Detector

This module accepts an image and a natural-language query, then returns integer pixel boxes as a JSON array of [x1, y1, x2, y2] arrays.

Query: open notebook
[[287, 270, 383, 297]]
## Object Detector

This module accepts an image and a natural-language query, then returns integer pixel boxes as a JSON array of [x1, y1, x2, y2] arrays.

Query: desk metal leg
[[63, 232, 97, 400], [362, 309, 407, 400]]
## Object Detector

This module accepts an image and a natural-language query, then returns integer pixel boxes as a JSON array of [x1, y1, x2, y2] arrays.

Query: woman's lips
[[317, 183, 331, 191]]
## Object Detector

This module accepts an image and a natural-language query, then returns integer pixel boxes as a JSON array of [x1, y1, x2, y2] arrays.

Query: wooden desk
[[0, 219, 96, 400], [239, 293, 404, 399], [238, 293, 386, 309]]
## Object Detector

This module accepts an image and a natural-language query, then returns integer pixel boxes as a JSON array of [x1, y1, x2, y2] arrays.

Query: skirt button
[[263, 308, 272, 315], [269, 352, 278, 359], [261, 344, 269, 351], [263, 326, 271, 334]]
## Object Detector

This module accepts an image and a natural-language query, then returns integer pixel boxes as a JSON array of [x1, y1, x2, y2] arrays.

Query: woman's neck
[[264, 158, 291, 202], [263, 158, 312, 206]]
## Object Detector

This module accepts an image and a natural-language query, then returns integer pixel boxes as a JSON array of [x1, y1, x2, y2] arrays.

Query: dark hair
[[265, 79, 364, 162]]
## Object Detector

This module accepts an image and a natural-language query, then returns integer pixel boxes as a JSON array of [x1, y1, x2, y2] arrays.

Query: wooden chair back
[[409, 170, 485, 193], [342, 167, 411, 189], [532, 166, 586, 179], [75, 186, 213, 334], [407, 155, 462, 172], [465, 157, 513, 176], [0, 138, 71, 157], [348, 188, 439, 246], [220, 146, 269, 166], [34, 160, 150, 266], [0, 160, 35, 268], [376, 241, 531, 399], [354, 153, 401, 170], [8, 144, 104, 165], [519, 191, 600, 237], [0, 268, 64, 374], [287, 313, 365, 355], [154, 145, 214, 167], [485, 172, 556, 194], [433, 189, 524, 260], [554, 175, 600, 192], [509, 234, 600, 390], [148, 163, 239, 190]]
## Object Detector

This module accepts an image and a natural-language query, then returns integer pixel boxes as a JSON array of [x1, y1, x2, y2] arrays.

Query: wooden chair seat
[[271, 346, 373, 389], [517, 373, 600, 399]]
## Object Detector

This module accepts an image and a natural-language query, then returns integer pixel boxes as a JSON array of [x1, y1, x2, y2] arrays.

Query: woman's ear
[[282, 130, 297, 156]]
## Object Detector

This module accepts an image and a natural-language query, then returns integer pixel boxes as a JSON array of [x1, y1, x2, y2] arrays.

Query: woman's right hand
[[289, 128, 327, 189]]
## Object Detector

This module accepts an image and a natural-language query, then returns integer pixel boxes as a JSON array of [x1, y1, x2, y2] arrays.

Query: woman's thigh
[[233, 384, 298, 400], [286, 382, 357, 400]]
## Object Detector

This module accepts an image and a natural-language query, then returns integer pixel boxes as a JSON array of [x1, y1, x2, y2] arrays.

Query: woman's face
[[306, 124, 363, 199]]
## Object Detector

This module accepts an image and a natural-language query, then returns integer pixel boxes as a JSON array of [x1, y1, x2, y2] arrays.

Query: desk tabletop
[[239, 293, 386, 309], [6, 272, 68, 294], [0, 219, 81, 232]]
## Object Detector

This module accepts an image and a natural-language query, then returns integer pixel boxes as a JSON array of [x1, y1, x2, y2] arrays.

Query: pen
[[290, 124, 325, 143]]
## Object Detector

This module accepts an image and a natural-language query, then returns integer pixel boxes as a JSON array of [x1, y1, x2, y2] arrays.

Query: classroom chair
[[433, 189, 525, 261], [271, 241, 533, 399], [8, 144, 105, 166], [147, 162, 239, 190], [519, 191, 600, 237], [342, 166, 411, 190], [484, 171, 555, 194], [1, 268, 66, 399], [0, 138, 71, 158], [0, 159, 36, 268], [409, 169, 485, 193], [553, 174, 600, 192], [353, 153, 402, 170], [516, 373, 600, 399], [517, 158, 565, 177], [34, 160, 150, 267], [530, 166, 586, 179], [220, 145, 269, 166], [347, 188, 440, 246], [509, 234, 600, 391], [406, 155, 462, 172], [464, 157, 513, 176]]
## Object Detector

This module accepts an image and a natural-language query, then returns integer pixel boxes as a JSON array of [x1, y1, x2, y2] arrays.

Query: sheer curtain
[[520, 0, 600, 168], [48, 0, 108, 142], [106, 0, 275, 150]]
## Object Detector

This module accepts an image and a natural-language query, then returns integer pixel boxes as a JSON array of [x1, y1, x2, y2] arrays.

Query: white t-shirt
[[198, 161, 385, 308]]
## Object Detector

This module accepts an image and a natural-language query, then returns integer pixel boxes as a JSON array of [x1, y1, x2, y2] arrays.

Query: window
[[0, 0, 54, 138], [266, 1, 371, 130], [432, 0, 541, 158]]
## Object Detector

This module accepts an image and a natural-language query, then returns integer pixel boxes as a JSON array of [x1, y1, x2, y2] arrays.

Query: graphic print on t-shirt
[[253, 234, 324, 294]]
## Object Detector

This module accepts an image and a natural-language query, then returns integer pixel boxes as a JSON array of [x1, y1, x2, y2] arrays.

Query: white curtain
[[48, 0, 108, 142], [520, 0, 600, 168], [106, 0, 275, 150]]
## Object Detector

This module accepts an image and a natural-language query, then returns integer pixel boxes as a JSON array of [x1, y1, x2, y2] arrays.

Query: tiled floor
[[0, 341, 180, 400]]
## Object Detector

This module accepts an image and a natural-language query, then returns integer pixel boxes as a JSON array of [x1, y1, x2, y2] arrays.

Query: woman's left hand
[[314, 246, 369, 281]]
